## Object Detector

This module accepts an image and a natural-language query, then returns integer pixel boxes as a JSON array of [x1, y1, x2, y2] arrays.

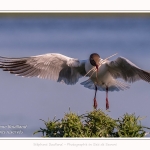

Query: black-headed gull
[[0, 53, 150, 110]]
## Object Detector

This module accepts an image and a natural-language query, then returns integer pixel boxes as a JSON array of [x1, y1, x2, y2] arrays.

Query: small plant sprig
[[115, 113, 150, 137]]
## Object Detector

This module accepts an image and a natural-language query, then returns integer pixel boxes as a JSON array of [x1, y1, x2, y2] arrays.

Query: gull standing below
[[0, 53, 150, 110]]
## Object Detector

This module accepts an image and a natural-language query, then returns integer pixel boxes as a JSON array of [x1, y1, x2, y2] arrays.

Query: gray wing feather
[[107, 57, 150, 83], [0, 53, 86, 85]]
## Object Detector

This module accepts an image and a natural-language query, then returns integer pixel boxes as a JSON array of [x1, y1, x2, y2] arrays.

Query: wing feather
[[0, 53, 86, 85], [107, 57, 150, 83]]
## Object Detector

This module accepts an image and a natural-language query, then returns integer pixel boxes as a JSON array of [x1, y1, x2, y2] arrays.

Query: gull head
[[89, 53, 100, 71]]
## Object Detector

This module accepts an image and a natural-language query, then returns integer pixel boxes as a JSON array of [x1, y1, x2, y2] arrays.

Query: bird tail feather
[[80, 79, 130, 92]]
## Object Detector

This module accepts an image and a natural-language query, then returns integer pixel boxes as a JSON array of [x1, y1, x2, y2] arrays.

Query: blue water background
[[0, 16, 150, 137]]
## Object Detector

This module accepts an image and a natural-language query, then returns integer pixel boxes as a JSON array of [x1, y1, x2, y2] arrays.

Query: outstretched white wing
[[0, 53, 86, 85], [107, 57, 150, 83]]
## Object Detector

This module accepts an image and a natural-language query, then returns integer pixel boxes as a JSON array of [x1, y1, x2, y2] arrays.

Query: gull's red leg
[[106, 87, 109, 110], [93, 85, 98, 109]]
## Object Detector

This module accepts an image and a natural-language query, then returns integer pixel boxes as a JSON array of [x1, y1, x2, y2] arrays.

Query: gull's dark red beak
[[96, 65, 99, 71]]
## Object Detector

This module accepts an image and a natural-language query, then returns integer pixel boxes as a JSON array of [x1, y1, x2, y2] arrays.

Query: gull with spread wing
[[0, 53, 150, 110]]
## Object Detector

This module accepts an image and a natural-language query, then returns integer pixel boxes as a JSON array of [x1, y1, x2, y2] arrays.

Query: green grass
[[34, 109, 150, 137]]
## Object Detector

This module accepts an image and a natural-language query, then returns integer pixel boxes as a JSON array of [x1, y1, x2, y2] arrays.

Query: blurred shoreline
[[0, 12, 150, 18]]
